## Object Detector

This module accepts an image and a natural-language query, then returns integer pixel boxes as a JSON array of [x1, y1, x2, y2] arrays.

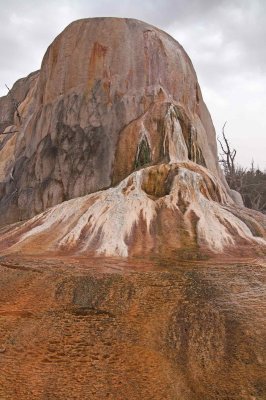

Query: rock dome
[[0, 18, 265, 258]]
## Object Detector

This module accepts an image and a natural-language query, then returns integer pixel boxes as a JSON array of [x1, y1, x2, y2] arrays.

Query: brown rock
[[0, 257, 265, 399], [0, 18, 265, 258], [1, 162, 265, 258], [0, 18, 265, 400], [0, 17, 224, 226], [0, 71, 39, 133]]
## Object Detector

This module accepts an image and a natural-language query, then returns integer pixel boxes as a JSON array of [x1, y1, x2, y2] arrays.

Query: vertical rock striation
[[0, 18, 223, 226], [0, 17, 265, 258]]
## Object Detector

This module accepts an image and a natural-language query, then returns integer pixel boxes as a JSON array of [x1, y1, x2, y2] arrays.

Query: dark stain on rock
[[72, 275, 135, 316], [134, 135, 151, 169]]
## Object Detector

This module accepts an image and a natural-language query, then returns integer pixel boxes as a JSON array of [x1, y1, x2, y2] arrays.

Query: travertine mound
[[0, 18, 266, 400], [0, 17, 222, 226], [0, 17, 265, 258], [1, 162, 265, 258]]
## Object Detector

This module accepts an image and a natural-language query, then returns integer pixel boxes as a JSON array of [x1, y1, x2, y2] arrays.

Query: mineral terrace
[[0, 17, 265, 400]]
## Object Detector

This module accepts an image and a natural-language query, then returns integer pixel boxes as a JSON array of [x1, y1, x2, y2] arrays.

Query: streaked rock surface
[[0, 71, 39, 133], [0, 18, 265, 257], [0, 17, 224, 226], [0, 256, 265, 400], [0, 17, 266, 400], [1, 162, 265, 258]]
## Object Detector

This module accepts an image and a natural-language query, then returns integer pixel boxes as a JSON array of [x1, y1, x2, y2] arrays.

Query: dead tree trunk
[[218, 122, 239, 188]]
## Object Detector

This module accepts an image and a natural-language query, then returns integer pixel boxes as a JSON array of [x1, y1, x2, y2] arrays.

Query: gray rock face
[[0, 18, 223, 226]]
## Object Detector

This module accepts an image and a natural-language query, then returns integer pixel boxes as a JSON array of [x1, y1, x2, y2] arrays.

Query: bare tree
[[217, 122, 244, 190], [218, 122, 236, 174]]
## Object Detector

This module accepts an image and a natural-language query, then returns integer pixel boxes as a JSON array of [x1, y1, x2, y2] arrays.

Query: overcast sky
[[0, 0, 265, 168]]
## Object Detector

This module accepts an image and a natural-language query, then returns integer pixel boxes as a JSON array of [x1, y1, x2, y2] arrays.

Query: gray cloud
[[0, 0, 265, 167]]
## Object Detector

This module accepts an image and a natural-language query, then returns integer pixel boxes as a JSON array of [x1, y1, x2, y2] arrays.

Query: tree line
[[218, 122, 266, 214]]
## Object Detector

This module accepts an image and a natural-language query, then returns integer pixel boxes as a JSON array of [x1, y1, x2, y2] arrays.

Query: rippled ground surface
[[0, 255, 265, 399]]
